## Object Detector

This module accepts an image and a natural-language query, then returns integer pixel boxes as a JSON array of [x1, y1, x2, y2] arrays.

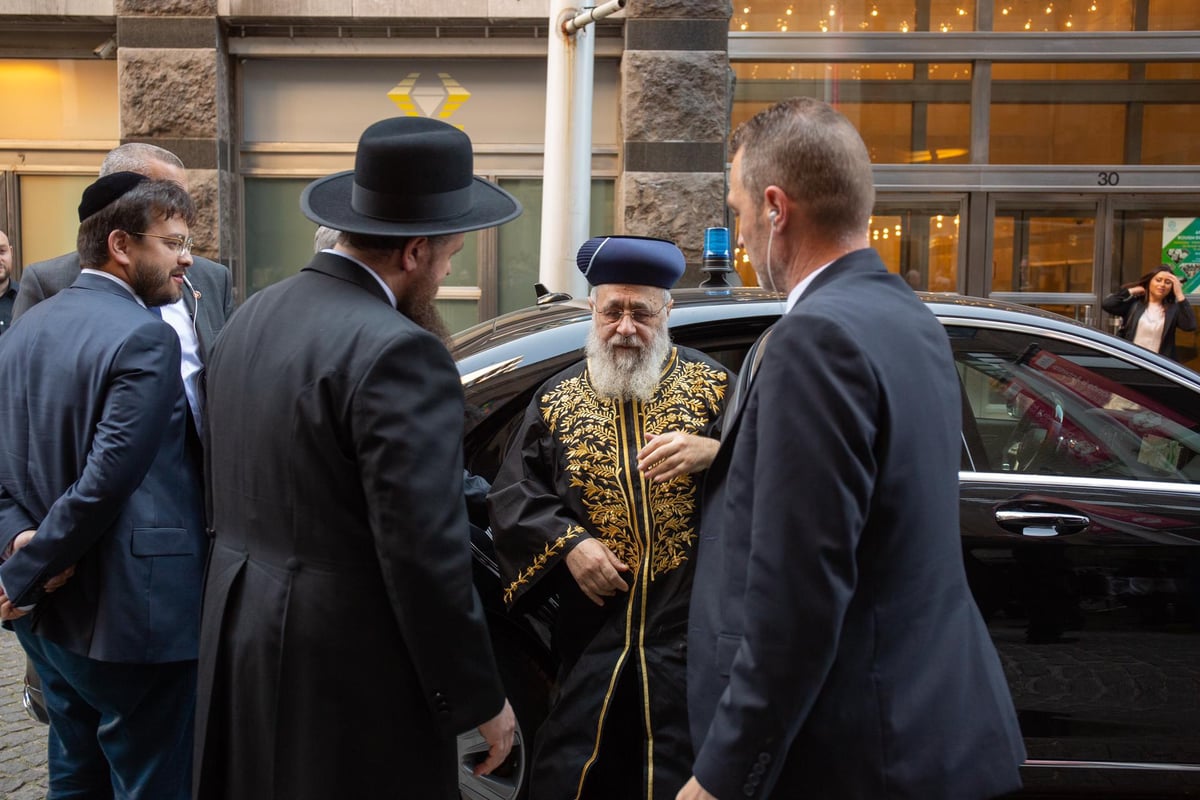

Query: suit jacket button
[[752, 763, 765, 776], [758, 753, 771, 765], [743, 784, 755, 796], [284, 557, 300, 571]]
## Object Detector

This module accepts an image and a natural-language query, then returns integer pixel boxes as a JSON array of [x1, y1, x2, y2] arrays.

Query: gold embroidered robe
[[488, 345, 730, 800]]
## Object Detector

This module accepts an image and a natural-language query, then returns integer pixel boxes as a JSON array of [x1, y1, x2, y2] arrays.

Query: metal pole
[[565, 0, 627, 34], [538, 0, 624, 297], [538, 1, 581, 296]]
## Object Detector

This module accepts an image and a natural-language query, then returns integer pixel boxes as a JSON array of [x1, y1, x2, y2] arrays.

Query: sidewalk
[[0, 632, 48, 799]]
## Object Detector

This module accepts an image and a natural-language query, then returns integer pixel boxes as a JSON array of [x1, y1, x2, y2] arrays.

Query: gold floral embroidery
[[503, 525, 584, 605], [539, 350, 729, 580]]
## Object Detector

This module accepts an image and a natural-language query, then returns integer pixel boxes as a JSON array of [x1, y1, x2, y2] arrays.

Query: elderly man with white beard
[[489, 235, 731, 800]]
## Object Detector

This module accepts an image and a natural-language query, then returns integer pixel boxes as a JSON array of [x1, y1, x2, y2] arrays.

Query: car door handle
[[995, 509, 1091, 537]]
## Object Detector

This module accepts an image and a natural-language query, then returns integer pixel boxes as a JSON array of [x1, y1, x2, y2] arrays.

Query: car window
[[951, 325, 1200, 483]]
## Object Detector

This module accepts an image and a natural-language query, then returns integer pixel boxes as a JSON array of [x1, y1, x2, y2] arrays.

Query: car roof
[[451, 286, 1200, 388]]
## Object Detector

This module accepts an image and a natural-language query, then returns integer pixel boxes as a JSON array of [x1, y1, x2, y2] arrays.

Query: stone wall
[[619, 0, 732, 284], [116, 5, 234, 277]]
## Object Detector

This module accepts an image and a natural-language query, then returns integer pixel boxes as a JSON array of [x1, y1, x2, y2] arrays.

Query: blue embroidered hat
[[575, 235, 686, 289]]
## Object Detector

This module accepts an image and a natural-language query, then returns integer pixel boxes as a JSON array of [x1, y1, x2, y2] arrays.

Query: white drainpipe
[[538, 0, 626, 298]]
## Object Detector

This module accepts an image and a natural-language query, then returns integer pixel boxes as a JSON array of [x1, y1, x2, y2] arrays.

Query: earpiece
[[769, 209, 779, 227]]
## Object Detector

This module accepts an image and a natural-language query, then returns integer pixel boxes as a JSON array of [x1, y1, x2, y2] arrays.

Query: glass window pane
[[0, 60, 118, 141], [992, 62, 1130, 80], [18, 175, 94, 267], [953, 326, 1200, 482], [1141, 105, 1200, 165], [243, 178, 315, 297], [992, 211, 1095, 294], [446, 233, 479, 287], [993, 0, 1134, 32], [869, 210, 961, 290], [732, 64, 972, 164], [1147, 0, 1200, 30], [496, 178, 542, 314], [730, 1, 974, 32], [990, 104, 1125, 164], [436, 300, 480, 335], [923, 103, 971, 163], [496, 178, 614, 316], [1145, 62, 1200, 79]]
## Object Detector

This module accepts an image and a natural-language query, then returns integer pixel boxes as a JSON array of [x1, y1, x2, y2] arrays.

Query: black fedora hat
[[301, 116, 522, 237]]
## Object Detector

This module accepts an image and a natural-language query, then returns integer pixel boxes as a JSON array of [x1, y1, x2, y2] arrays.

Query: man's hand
[[638, 432, 720, 483], [0, 591, 25, 621], [0, 528, 75, 621], [474, 700, 516, 776], [565, 538, 629, 606], [3, 529, 35, 559], [677, 776, 718, 799]]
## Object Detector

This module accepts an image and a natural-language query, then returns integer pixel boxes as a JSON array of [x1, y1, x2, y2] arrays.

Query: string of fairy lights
[[732, 214, 961, 271], [731, 1, 1116, 34]]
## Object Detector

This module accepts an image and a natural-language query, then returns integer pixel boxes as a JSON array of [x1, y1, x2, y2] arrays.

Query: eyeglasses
[[131, 232, 194, 256], [596, 303, 667, 326]]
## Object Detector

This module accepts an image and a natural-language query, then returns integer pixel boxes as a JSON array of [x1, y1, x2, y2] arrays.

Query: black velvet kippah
[[78, 171, 148, 222]]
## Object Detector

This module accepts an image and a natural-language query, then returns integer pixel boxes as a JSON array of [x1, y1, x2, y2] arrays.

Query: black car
[[25, 288, 1200, 799], [454, 287, 1200, 800]]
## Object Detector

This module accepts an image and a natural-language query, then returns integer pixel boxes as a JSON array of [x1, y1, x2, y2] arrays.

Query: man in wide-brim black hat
[[193, 116, 520, 800]]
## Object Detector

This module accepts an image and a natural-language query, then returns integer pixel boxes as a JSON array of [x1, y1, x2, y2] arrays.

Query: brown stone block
[[119, 49, 218, 139], [620, 171, 726, 283], [622, 51, 728, 142], [117, 0, 217, 14], [185, 168, 220, 259], [626, 0, 732, 19]]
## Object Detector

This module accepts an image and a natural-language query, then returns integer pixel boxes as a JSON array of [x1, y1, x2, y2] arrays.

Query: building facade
[[1, 1, 1197, 360]]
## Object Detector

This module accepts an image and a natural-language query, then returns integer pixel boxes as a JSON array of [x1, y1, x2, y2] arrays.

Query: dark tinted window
[[951, 324, 1200, 482]]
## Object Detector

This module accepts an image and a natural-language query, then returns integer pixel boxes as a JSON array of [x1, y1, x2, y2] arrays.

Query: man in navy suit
[[680, 98, 1026, 800], [0, 172, 206, 799], [12, 143, 235, 432]]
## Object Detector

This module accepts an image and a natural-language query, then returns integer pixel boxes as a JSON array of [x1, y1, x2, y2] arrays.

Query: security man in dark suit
[[194, 117, 520, 800], [0, 173, 206, 799], [679, 98, 1026, 800]]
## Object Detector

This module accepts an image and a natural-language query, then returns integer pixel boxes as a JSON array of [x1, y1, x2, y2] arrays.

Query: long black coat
[[687, 249, 1026, 799], [194, 252, 505, 800]]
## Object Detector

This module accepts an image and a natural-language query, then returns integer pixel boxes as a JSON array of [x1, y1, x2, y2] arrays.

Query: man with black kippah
[[488, 235, 732, 799], [0, 173, 206, 799]]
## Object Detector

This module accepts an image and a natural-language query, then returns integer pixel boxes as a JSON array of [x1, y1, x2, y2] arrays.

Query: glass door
[[871, 197, 967, 292], [989, 199, 1102, 326]]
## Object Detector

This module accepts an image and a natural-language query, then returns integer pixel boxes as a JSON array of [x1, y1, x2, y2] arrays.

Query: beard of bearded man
[[129, 256, 180, 308], [398, 292, 452, 343], [585, 318, 671, 402], [397, 259, 453, 344]]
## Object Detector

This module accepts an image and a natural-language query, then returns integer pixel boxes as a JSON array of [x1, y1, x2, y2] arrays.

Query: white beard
[[585, 323, 671, 402]]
